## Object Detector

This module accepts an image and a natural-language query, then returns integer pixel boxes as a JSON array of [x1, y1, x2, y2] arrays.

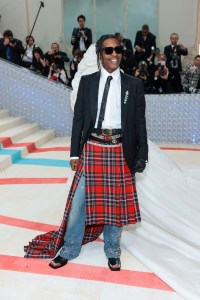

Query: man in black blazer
[[114, 32, 137, 75], [71, 14, 92, 55], [45, 42, 69, 69], [134, 24, 156, 64], [49, 34, 148, 271], [164, 33, 188, 93], [0, 30, 24, 66]]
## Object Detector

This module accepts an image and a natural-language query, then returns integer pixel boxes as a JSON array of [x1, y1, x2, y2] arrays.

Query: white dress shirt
[[79, 37, 86, 51], [23, 45, 34, 63], [95, 67, 121, 129]]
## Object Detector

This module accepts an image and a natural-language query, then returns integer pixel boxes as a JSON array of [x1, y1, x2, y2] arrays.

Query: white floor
[[0, 111, 199, 300]]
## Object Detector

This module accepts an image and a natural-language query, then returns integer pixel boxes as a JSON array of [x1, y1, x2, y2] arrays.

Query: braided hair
[[95, 34, 120, 70]]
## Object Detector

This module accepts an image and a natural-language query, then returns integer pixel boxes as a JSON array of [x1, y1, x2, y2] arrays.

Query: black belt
[[93, 128, 122, 136], [89, 135, 122, 145]]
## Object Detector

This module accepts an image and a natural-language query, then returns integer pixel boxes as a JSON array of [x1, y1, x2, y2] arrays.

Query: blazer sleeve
[[14, 40, 25, 54], [0, 39, 5, 52], [70, 77, 85, 157], [135, 79, 148, 161], [85, 28, 92, 48], [134, 31, 140, 48], [124, 39, 133, 56]]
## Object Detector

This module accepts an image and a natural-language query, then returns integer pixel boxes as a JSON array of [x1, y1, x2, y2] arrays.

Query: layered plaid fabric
[[24, 141, 140, 259], [85, 141, 140, 226]]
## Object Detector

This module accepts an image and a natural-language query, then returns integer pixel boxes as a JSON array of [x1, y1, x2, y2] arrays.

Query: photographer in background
[[0, 29, 24, 66], [69, 49, 84, 87], [134, 60, 154, 93], [114, 32, 137, 76], [22, 35, 37, 69], [48, 63, 68, 85], [153, 54, 169, 93], [164, 33, 188, 93], [45, 42, 69, 70], [30, 47, 49, 77], [71, 14, 92, 55], [182, 55, 200, 93], [134, 24, 156, 64]]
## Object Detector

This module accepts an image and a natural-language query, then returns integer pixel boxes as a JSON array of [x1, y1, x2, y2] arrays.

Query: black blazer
[[70, 71, 148, 171], [122, 38, 134, 57], [71, 27, 92, 54], [134, 31, 156, 62], [164, 45, 188, 72], [45, 50, 69, 69], [0, 38, 25, 66]]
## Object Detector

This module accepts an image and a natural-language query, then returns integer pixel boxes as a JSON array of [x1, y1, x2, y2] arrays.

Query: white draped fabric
[[70, 44, 200, 300], [122, 140, 200, 300]]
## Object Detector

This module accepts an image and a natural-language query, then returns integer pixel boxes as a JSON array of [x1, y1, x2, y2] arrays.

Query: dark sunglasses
[[102, 46, 123, 55]]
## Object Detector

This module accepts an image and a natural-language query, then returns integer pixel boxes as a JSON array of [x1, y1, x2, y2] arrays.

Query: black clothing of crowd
[[1, 22, 197, 93]]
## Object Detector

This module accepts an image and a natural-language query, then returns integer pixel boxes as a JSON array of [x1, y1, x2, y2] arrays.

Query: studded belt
[[92, 128, 122, 136], [90, 133, 122, 144]]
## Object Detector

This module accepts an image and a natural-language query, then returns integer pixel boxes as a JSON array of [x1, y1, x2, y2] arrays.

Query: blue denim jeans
[[60, 173, 123, 260]]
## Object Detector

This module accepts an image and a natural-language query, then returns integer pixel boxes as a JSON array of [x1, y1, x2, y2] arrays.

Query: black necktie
[[97, 76, 112, 130]]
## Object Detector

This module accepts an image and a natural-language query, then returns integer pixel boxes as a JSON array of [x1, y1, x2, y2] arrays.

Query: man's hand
[[4, 37, 10, 46], [131, 159, 146, 174], [135, 45, 143, 53], [179, 43, 186, 50], [80, 30, 87, 40], [48, 50, 55, 55], [70, 159, 79, 171]]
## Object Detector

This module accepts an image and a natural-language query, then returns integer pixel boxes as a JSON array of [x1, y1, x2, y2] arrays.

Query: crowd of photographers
[[1, 16, 200, 94]]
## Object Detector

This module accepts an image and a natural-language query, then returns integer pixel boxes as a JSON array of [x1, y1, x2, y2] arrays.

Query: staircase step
[[0, 123, 39, 143], [0, 116, 24, 132], [0, 129, 55, 170], [0, 109, 10, 118], [0, 109, 55, 170], [18, 129, 55, 149]]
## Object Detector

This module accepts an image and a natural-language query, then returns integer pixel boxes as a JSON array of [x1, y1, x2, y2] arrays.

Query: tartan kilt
[[84, 141, 141, 226], [24, 141, 140, 259]]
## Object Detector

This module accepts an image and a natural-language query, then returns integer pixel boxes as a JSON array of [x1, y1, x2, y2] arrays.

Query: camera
[[73, 57, 81, 63], [189, 86, 199, 93], [73, 28, 82, 39], [51, 63, 59, 71], [9, 38, 15, 44], [159, 61, 166, 76], [139, 61, 148, 77], [151, 46, 155, 54]]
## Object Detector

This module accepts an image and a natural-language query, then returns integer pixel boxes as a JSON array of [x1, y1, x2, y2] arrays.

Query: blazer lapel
[[90, 71, 101, 125], [120, 72, 129, 132]]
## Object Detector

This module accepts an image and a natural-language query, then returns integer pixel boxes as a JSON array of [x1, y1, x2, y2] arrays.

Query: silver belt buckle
[[112, 138, 118, 144], [102, 128, 112, 136]]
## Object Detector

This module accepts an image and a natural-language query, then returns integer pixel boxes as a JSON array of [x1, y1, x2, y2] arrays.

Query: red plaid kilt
[[24, 141, 140, 259], [84, 141, 140, 226]]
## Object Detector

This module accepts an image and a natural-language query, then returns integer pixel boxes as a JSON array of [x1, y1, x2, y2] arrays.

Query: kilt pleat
[[24, 142, 140, 259]]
